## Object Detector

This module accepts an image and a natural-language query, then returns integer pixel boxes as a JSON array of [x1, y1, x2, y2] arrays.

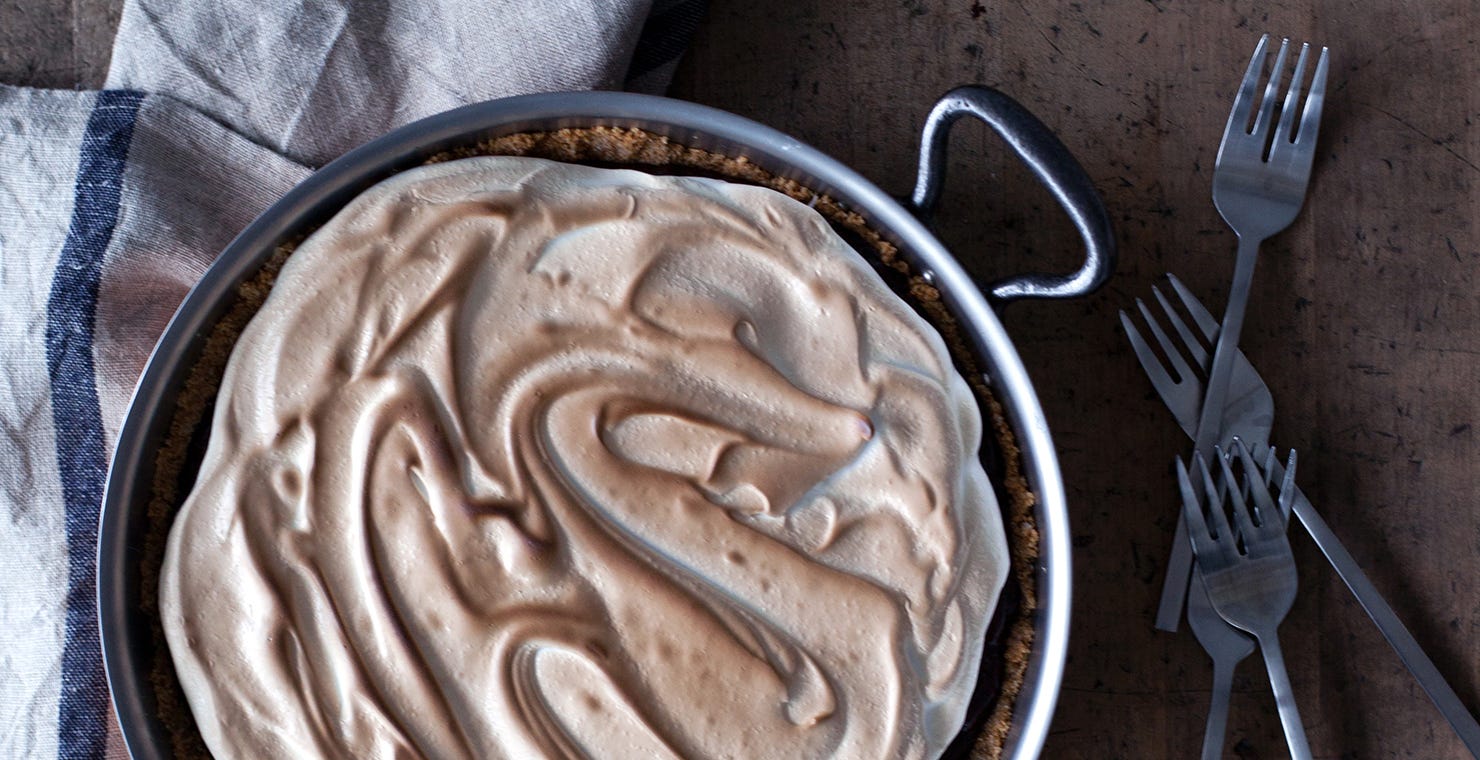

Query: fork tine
[[1166, 273, 1220, 342], [1119, 309, 1182, 397], [1278, 449, 1299, 522], [1215, 445, 1260, 542], [1195, 453, 1235, 547], [1225, 34, 1271, 142], [1151, 286, 1209, 368], [1232, 439, 1281, 533], [1176, 458, 1218, 558], [1134, 298, 1197, 382], [1251, 38, 1291, 137], [1273, 43, 1312, 144], [1296, 47, 1330, 146], [1271, 45, 1329, 165], [1197, 450, 1227, 518]]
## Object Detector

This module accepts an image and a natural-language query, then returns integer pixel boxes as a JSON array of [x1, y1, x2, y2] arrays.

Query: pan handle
[[909, 85, 1115, 304]]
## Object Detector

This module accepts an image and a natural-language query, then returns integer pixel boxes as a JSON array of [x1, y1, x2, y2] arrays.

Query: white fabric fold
[[105, 0, 657, 166]]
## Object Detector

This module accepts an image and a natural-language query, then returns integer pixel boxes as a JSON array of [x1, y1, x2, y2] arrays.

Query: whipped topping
[[160, 156, 1008, 760]]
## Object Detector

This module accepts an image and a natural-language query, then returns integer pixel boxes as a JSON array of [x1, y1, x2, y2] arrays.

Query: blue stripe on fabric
[[45, 88, 144, 760]]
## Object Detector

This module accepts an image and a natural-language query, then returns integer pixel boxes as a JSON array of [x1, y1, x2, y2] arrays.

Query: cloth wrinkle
[[276, 6, 353, 165], [131, 1, 244, 112]]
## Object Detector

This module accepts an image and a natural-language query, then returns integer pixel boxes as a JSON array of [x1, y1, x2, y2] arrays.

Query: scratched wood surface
[[4, 0, 1476, 757]]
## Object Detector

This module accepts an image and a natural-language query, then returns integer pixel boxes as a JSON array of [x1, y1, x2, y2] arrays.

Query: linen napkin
[[0, 0, 706, 756]]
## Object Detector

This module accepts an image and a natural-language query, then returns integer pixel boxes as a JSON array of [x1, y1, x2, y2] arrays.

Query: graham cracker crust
[[141, 126, 1040, 760]]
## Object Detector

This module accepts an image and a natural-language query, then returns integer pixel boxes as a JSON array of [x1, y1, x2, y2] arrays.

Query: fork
[[1185, 576, 1253, 760], [1126, 274, 1480, 755], [1179, 441, 1310, 760], [1121, 276, 1271, 759], [1158, 35, 1331, 631], [1185, 447, 1289, 760]]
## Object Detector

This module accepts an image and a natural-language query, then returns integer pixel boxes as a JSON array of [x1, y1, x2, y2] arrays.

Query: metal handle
[[1256, 632, 1313, 760], [1201, 657, 1236, 760], [1272, 468, 1480, 754], [909, 85, 1115, 304]]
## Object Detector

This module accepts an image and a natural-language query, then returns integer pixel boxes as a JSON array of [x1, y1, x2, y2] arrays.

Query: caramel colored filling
[[161, 157, 1007, 759]]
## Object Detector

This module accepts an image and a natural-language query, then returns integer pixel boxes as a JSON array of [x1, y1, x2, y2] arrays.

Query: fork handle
[[1256, 631, 1313, 760], [1156, 234, 1264, 632], [1201, 656, 1237, 760], [1194, 232, 1263, 463], [1282, 481, 1480, 755]]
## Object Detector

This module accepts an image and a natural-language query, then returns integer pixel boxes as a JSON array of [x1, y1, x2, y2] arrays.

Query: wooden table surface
[[4, 1, 1476, 757]]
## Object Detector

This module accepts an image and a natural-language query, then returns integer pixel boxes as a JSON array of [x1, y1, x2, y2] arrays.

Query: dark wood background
[[4, 0, 1475, 757]]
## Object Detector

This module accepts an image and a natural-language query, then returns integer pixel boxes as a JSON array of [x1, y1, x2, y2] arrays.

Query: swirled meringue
[[160, 156, 1008, 759]]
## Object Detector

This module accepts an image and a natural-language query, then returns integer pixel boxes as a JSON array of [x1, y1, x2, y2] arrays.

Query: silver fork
[[1122, 277, 1271, 759], [1179, 441, 1310, 760], [1185, 449, 1287, 760], [1158, 35, 1331, 631], [1126, 276, 1480, 756], [1185, 577, 1253, 760]]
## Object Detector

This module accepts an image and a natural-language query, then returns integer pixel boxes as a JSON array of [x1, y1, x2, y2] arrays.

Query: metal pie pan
[[99, 88, 1114, 759]]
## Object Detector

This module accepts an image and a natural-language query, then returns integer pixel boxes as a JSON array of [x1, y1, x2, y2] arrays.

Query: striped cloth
[[0, 1, 705, 757]]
